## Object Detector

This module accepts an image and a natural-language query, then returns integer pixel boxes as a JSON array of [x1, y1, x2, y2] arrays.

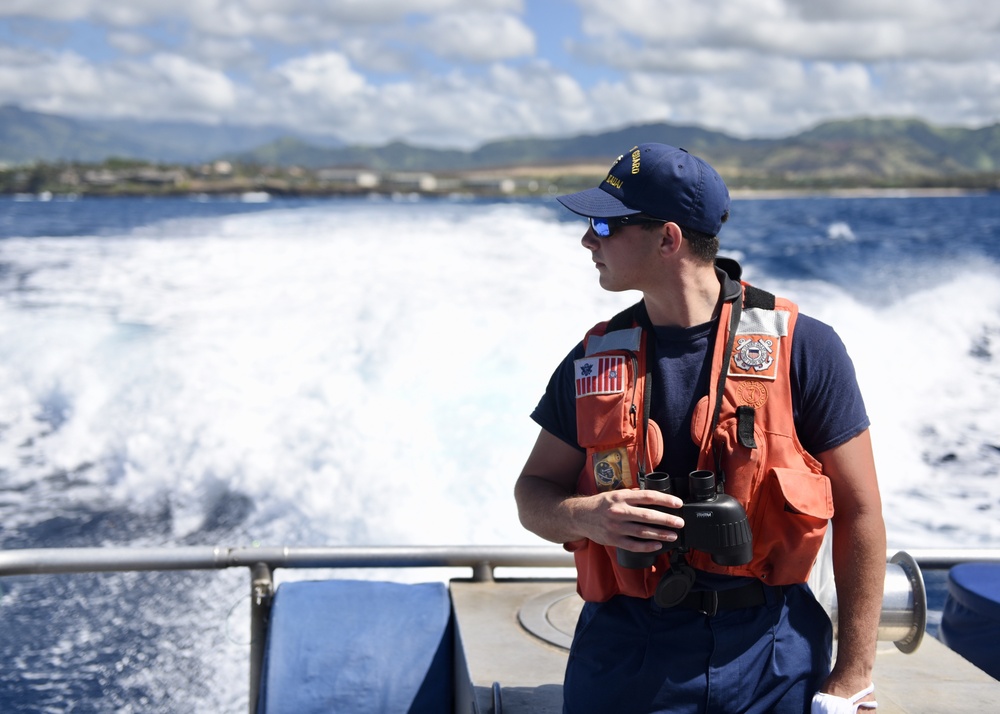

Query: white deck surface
[[450, 579, 1000, 713]]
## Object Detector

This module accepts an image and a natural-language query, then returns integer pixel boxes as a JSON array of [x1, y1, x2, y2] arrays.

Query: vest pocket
[[574, 353, 635, 448], [751, 467, 833, 583], [771, 467, 833, 518], [575, 353, 641, 492], [709, 415, 768, 507]]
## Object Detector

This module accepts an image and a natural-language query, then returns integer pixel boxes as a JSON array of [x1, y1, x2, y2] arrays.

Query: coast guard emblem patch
[[575, 356, 625, 397], [729, 336, 778, 380]]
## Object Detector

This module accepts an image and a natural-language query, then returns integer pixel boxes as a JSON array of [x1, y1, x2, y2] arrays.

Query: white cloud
[[275, 52, 367, 100], [181, 35, 261, 72], [106, 31, 158, 56], [0, 1, 525, 37], [571, 0, 1000, 63], [0, 0, 996, 146], [560, 0, 1000, 137], [147, 54, 238, 110], [786, 0, 985, 24], [0, 49, 103, 114], [412, 11, 535, 62], [0, 1, 90, 22], [339, 37, 414, 74], [258, 60, 595, 148], [0, 47, 239, 123], [877, 60, 1000, 127]]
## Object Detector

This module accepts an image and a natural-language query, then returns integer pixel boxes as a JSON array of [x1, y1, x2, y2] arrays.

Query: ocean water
[[1, 192, 998, 711]]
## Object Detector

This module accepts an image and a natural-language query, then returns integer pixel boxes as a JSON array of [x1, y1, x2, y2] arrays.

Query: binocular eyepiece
[[615, 470, 753, 569]]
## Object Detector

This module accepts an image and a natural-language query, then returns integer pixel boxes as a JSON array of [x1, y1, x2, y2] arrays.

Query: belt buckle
[[698, 591, 719, 617]]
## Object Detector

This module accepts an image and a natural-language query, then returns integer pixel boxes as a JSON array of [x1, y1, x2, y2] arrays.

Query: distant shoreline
[[5, 185, 993, 203], [4, 154, 998, 199], [729, 186, 990, 199]]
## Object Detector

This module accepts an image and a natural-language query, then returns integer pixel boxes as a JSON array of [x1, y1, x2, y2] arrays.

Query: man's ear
[[658, 222, 683, 257]]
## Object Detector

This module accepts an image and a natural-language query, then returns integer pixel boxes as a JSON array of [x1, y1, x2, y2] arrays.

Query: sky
[[0, 0, 998, 149]]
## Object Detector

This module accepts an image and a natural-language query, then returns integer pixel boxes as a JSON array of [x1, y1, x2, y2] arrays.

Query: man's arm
[[514, 429, 684, 550], [817, 428, 886, 702]]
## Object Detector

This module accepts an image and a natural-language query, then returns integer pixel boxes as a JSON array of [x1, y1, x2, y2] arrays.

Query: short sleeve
[[791, 314, 870, 455], [530, 341, 586, 451]]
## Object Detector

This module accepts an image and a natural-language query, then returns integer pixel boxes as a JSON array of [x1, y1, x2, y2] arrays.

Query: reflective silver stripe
[[738, 308, 790, 337], [585, 326, 642, 356]]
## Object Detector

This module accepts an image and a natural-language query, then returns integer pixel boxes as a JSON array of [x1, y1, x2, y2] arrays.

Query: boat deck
[[450, 578, 1000, 714]]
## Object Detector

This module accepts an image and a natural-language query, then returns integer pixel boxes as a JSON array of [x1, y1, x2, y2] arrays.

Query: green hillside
[[1, 105, 998, 191], [229, 118, 1000, 188]]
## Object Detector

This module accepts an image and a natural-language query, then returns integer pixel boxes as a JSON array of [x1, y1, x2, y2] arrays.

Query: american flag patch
[[575, 356, 625, 398]]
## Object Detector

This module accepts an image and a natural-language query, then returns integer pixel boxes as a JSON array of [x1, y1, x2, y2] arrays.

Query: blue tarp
[[258, 579, 454, 713], [940, 562, 1000, 680]]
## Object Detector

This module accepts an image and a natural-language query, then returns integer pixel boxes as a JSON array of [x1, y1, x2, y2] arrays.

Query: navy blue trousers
[[562, 584, 832, 714]]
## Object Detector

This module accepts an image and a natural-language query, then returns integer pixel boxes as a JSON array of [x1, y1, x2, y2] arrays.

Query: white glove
[[811, 683, 877, 713]]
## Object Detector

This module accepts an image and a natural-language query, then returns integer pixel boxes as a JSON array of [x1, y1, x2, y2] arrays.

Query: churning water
[[1, 193, 998, 710]]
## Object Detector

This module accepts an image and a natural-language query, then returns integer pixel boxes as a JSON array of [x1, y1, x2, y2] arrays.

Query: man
[[514, 143, 886, 714]]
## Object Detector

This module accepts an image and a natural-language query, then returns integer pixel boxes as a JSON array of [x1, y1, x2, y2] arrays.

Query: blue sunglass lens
[[590, 218, 612, 237]]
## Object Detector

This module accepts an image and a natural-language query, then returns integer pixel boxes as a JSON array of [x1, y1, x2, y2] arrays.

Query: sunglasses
[[589, 215, 668, 237]]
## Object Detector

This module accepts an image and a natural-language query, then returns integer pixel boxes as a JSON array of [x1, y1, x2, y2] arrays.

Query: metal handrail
[[4, 545, 997, 582], [4, 544, 998, 578], [894, 548, 1000, 568], [0, 544, 575, 578]]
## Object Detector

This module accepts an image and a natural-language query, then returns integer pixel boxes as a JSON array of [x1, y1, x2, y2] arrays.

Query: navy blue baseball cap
[[557, 143, 731, 236]]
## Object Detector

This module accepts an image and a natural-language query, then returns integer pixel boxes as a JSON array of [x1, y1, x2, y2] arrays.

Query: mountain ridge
[[1, 105, 998, 189], [0, 105, 345, 165], [221, 118, 1000, 185]]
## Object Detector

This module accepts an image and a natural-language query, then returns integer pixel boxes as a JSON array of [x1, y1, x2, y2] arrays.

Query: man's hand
[[567, 486, 685, 550], [514, 429, 684, 547]]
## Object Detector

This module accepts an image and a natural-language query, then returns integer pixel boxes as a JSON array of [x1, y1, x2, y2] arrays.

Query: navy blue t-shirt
[[531, 311, 870, 473]]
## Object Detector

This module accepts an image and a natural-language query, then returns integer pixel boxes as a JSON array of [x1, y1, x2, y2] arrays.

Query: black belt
[[675, 581, 775, 616]]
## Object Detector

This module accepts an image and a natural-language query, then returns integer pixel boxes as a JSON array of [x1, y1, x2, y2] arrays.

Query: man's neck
[[641, 264, 722, 328]]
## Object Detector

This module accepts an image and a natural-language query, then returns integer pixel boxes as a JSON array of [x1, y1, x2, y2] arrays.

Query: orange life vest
[[568, 270, 834, 602]]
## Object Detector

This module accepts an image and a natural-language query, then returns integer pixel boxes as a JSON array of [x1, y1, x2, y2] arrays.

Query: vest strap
[[711, 284, 775, 476], [711, 294, 743, 484]]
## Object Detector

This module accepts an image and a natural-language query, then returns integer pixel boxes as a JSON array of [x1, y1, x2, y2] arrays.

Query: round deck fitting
[[517, 585, 582, 650]]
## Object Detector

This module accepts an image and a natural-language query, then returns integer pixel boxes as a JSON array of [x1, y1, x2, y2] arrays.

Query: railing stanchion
[[472, 560, 494, 583], [249, 562, 274, 714]]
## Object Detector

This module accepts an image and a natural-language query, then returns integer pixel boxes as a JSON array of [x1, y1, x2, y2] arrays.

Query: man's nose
[[581, 228, 599, 250]]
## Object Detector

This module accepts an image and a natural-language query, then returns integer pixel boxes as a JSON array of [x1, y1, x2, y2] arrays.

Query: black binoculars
[[616, 470, 753, 569]]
